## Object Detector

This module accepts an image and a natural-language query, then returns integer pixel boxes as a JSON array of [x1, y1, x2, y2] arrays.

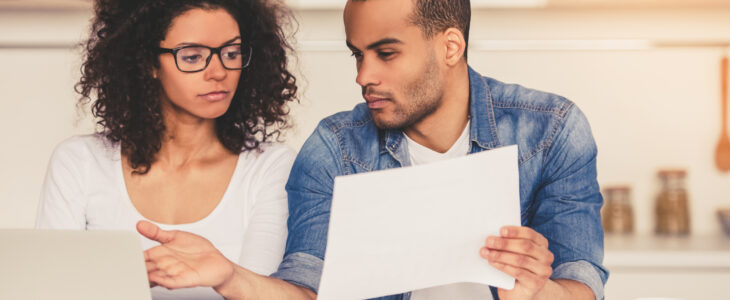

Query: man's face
[[344, 0, 444, 130]]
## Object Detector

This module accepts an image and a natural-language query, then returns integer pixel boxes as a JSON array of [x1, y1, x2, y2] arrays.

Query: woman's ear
[[443, 27, 466, 66]]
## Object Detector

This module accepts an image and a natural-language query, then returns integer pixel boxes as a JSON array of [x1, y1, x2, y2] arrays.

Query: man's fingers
[[144, 245, 177, 263], [163, 261, 188, 277], [149, 271, 174, 289], [484, 237, 554, 263], [149, 270, 193, 290], [482, 249, 552, 278], [489, 261, 547, 292], [145, 261, 158, 273], [154, 255, 182, 271], [499, 226, 549, 247], [137, 220, 176, 244]]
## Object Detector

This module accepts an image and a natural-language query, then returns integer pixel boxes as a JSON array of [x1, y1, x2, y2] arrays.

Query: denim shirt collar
[[380, 65, 502, 166], [467, 65, 502, 151]]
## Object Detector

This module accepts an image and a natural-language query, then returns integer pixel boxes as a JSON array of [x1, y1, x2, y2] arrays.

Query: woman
[[35, 0, 298, 299]]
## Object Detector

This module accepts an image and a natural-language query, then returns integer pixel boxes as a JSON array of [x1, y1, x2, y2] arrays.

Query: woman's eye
[[224, 51, 241, 59], [350, 51, 363, 59], [181, 55, 202, 63]]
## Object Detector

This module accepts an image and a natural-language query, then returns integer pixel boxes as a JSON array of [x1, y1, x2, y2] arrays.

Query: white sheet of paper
[[317, 145, 521, 300]]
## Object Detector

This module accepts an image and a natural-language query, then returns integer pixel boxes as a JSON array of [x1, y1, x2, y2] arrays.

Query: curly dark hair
[[76, 0, 298, 174]]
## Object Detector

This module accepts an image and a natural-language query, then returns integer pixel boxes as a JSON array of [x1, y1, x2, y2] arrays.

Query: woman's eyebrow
[[174, 36, 242, 47]]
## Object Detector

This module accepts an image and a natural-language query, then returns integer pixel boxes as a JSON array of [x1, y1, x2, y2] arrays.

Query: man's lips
[[199, 91, 229, 102], [363, 94, 390, 109]]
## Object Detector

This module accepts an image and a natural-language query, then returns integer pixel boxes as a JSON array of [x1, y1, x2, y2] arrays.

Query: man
[[139, 0, 607, 299], [275, 0, 607, 299]]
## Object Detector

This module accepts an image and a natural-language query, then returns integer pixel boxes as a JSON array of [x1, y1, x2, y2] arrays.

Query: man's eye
[[378, 51, 395, 59], [350, 51, 363, 59]]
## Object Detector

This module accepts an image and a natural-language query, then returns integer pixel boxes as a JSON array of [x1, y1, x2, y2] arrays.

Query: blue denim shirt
[[272, 66, 608, 300]]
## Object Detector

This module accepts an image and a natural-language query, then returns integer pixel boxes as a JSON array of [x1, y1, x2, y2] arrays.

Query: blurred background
[[1, 0, 730, 299]]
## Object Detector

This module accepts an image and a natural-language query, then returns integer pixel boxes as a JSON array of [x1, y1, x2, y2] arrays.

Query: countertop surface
[[604, 234, 730, 268]]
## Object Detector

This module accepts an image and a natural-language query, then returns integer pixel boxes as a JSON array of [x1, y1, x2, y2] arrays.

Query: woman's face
[[156, 7, 242, 120]]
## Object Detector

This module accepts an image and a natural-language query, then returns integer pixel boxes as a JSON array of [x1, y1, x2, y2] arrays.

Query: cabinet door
[[606, 268, 730, 300]]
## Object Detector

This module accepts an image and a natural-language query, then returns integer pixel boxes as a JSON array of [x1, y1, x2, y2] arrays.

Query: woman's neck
[[156, 104, 225, 170]]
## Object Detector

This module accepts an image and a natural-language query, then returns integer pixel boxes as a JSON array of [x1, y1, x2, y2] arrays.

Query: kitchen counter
[[604, 234, 730, 269], [603, 234, 730, 300]]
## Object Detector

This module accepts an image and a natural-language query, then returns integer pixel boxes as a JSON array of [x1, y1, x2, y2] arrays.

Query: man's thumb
[[136, 220, 175, 244]]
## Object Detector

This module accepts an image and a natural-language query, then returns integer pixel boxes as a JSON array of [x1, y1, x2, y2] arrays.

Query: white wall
[[1, 7, 729, 236]]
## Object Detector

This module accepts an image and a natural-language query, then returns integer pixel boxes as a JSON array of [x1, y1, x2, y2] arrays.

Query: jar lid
[[603, 185, 631, 192], [657, 169, 687, 177]]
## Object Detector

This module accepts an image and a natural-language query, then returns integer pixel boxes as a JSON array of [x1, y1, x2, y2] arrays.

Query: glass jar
[[602, 186, 634, 234], [655, 169, 690, 235]]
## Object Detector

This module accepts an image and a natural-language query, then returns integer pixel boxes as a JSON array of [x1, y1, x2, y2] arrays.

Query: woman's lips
[[199, 91, 229, 102]]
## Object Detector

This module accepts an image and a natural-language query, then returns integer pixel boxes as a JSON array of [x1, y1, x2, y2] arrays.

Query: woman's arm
[[238, 146, 295, 275], [36, 138, 88, 229]]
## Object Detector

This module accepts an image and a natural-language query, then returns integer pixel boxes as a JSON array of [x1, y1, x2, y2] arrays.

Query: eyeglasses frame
[[158, 43, 252, 73]]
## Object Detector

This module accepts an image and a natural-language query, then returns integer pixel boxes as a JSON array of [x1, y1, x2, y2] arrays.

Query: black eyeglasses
[[158, 43, 252, 73]]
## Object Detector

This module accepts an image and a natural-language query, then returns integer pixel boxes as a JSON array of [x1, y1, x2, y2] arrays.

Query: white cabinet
[[604, 235, 730, 300]]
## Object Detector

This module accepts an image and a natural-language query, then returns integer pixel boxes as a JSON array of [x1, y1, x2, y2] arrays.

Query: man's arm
[[481, 226, 595, 300], [138, 220, 316, 300], [531, 104, 608, 299], [269, 120, 344, 293], [540, 279, 594, 300], [483, 104, 607, 300], [214, 263, 315, 300]]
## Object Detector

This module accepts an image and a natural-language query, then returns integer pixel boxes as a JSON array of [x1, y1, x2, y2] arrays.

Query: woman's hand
[[136, 220, 235, 290]]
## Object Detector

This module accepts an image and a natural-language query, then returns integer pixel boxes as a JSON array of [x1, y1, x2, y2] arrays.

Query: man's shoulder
[[297, 102, 379, 159], [484, 76, 574, 120], [471, 72, 594, 159], [309, 103, 380, 145], [318, 102, 374, 131]]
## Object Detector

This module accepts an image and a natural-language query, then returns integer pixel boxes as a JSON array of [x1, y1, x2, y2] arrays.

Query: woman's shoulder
[[240, 142, 295, 161], [238, 142, 296, 174], [50, 134, 119, 165]]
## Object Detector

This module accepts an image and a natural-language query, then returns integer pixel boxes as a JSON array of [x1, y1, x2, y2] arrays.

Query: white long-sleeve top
[[36, 134, 295, 299]]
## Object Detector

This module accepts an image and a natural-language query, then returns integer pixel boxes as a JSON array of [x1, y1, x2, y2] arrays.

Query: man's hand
[[136, 220, 235, 290], [481, 226, 554, 300]]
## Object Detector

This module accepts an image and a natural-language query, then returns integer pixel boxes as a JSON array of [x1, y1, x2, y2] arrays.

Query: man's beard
[[371, 52, 443, 130]]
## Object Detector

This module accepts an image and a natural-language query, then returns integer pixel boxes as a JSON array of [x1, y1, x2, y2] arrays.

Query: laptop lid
[[0, 229, 152, 300]]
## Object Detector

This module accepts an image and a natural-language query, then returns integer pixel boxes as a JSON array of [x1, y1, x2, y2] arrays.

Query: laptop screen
[[0, 229, 152, 300]]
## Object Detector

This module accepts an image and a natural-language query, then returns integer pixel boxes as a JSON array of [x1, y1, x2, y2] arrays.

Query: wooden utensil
[[716, 55, 730, 172]]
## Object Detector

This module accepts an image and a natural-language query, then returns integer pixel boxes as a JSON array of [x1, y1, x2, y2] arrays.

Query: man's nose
[[355, 57, 380, 88]]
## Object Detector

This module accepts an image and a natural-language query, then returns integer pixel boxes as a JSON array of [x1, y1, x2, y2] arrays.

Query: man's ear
[[443, 28, 466, 66]]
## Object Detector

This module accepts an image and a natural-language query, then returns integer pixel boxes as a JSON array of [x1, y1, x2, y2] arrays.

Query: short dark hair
[[408, 0, 471, 59], [77, 0, 297, 174]]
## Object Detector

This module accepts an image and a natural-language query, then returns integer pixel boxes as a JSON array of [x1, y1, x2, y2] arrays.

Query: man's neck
[[404, 64, 470, 153]]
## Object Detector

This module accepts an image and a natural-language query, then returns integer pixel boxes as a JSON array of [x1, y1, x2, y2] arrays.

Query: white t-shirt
[[404, 121, 495, 300], [35, 134, 295, 300]]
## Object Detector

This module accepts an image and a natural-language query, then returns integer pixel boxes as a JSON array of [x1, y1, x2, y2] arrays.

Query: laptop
[[0, 229, 152, 300]]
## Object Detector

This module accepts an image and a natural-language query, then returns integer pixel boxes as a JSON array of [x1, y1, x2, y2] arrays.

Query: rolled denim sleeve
[[552, 260, 605, 300], [270, 120, 343, 293], [532, 105, 609, 300], [271, 252, 324, 293]]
